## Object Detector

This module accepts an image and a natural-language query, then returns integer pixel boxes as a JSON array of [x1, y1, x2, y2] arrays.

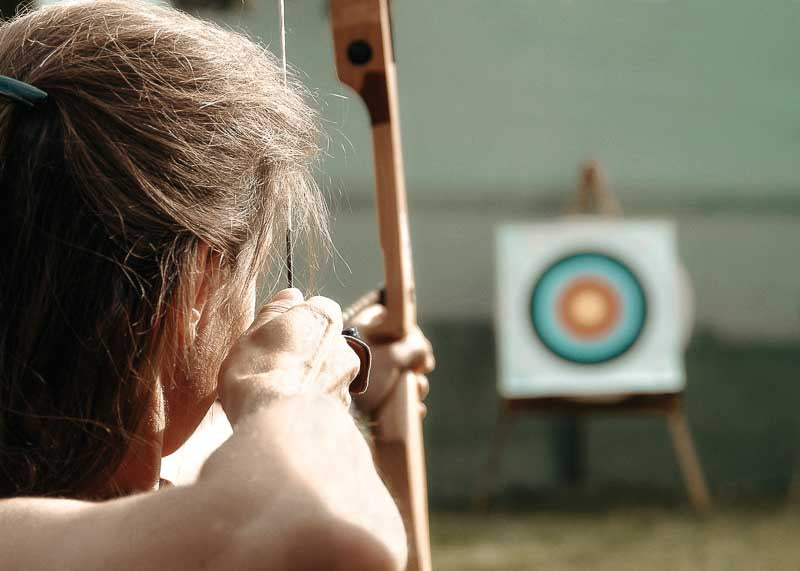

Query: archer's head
[[0, 0, 327, 498]]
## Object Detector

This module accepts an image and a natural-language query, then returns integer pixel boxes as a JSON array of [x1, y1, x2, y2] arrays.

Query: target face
[[529, 252, 647, 364]]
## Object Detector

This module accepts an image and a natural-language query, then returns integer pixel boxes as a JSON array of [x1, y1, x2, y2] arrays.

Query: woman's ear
[[186, 242, 218, 344], [188, 308, 202, 345]]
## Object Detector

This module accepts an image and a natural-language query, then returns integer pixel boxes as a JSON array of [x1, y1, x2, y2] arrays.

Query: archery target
[[496, 220, 685, 398], [530, 253, 647, 365]]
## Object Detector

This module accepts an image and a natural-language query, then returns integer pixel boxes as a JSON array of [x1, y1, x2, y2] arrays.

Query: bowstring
[[279, 0, 293, 288]]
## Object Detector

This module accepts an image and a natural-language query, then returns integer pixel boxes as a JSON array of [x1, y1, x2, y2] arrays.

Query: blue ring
[[529, 252, 647, 365]]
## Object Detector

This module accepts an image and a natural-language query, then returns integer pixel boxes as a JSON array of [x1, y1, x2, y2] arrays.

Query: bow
[[330, 1, 431, 569]]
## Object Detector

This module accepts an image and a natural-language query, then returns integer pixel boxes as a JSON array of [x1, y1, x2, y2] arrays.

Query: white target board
[[496, 219, 684, 399]]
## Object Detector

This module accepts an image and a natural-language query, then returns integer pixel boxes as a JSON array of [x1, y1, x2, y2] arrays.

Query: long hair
[[0, 0, 326, 498]]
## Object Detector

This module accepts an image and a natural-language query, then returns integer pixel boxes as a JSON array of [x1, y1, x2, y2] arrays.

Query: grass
[[431, 501, 800, 570]]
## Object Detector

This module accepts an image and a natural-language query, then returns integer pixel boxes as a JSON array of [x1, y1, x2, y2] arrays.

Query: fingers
[[422, 348, 435, 375], [387, 328, 435, 375], [249, 288, 304, 331], [292, 321, 359, 407], [347, 304, 435, 373], [287, 296, 354, 406], [417, 375, 429, 401], [221, 292, 360, 418], [305, 296, 344, 332], [249, 293, 345, 355]]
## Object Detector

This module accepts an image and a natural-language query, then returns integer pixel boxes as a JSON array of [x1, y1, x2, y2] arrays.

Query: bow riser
[[331, 0, 416, 339], [330, 1, 431, 570]]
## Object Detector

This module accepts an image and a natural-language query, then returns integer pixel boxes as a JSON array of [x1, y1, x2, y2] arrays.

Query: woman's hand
[[207, 290, 408, 569], [218, 288, 361, 424], [347, 305, 435, 414]]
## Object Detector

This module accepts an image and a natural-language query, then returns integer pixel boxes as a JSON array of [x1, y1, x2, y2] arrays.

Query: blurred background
[[28, 0, 800, 568]]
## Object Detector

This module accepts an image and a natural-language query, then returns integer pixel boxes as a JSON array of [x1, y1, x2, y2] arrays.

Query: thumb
[[249, 288, 304, 331]]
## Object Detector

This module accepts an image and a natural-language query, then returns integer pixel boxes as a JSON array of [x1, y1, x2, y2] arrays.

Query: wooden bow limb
[[330, 1, 431, 570]]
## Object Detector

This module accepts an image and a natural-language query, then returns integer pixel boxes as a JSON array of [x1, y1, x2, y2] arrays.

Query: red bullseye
[[556, 277, 620, 340]]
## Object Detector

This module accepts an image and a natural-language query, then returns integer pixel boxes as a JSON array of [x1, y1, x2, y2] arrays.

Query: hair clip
[[0, 75, 48, 108]]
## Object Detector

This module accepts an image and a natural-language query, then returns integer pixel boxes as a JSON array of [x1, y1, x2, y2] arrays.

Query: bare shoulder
[[0, 485, 247, 570], [0, 496, 107, 569], [0, 488, 403, 571], [0, 491, 176, 568]]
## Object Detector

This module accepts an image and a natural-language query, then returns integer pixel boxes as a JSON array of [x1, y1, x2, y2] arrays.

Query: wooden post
[[666, 404, 712, 512]]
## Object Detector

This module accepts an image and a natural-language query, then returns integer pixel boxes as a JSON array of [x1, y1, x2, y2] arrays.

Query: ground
[[419, 324, 800, 569], [431, 501, 800, 570]]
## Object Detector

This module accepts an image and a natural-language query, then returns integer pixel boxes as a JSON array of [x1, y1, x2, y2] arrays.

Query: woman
[[0, 1, 433, 569]]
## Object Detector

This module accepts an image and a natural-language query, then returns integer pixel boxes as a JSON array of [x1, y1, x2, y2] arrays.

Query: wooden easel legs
[[475, 396, 712, 512], [666, 408, 712, 512]]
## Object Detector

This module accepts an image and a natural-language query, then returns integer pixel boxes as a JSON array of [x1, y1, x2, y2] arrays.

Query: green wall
[[222, 0, 800, 199], [199, 0, 800, 340], [29, 0, 800, 502], [194, 1, 800, 500]]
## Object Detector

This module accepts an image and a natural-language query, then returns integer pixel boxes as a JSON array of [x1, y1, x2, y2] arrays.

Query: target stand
[[476, 165, 710, 512]]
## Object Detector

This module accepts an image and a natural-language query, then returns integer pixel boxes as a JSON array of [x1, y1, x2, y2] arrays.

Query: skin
[[349, 304, 433, 414], [0, 254, 434, 570], [162, 297, 435, 487]]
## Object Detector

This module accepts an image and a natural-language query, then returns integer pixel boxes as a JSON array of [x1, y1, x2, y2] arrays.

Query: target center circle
[[557, 277, 620, 339], [570, 290, 607, 326]]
